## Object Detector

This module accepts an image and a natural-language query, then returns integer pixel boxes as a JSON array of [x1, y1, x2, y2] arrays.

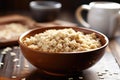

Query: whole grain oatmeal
[[0, 23, 28, 41], [23, 28, 101, 52]]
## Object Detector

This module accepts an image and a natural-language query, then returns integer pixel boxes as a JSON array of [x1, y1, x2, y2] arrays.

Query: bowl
[[29, 1, 62, 22], [19, 26, 109, 76]]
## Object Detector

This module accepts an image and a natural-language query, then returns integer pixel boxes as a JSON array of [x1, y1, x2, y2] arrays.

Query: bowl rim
[[19, 26, 109, 54]]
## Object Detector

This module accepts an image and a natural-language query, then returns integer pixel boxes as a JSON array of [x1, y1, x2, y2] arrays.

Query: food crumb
[[11, 76, 17, 78], [10, 52, 16, 56], [78, 76, 83, 79], [24, 64, 29, 68], [13, 58, 19, 62], [16, 65, 20, 68], [0, 62, 4, 65], [105, 69, 109, 72], [3, 47, 12, 52], [113, 73, 119, 75], [97, 72, 103, 76], [99, 76, 104, 79], [101, 72, 107, 75], [1, 51, 7, 54], [13, 46, 19, 49], [68, 77, 73, 80]]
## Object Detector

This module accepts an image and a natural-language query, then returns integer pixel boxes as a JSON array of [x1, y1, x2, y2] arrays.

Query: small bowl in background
[[19, 26, 109, 76], [29, 1, 62, 22]]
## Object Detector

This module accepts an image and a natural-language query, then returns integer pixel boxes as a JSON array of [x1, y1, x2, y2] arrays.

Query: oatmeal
[[0, 23, 28, 41], [23, 28, 101, 52]]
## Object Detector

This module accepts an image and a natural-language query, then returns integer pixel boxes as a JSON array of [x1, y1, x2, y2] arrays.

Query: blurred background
[[0, 0, 120, 24], [0, 0, 120, 13]]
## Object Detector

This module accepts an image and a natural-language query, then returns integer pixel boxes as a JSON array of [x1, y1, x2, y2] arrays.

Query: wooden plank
[[84, 47, 120, 80], [109, 39, 120, 66], [0, 46, 120, 80]]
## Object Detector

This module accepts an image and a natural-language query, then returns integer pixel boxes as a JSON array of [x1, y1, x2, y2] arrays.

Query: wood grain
[[0, 45, 120, 80]]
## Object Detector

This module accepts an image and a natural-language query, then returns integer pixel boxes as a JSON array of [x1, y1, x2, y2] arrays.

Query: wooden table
[[0, 45, 120, 80], [0, 18, 120, 80]]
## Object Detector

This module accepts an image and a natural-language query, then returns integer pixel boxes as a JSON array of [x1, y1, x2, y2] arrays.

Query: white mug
[[75, 1, 120, 38]]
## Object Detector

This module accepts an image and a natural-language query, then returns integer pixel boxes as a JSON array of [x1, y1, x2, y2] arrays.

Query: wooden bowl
[[19, 26, 109, 76]]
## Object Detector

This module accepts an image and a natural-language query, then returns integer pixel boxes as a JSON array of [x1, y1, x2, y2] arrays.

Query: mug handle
[[75, 5, 91, 28]]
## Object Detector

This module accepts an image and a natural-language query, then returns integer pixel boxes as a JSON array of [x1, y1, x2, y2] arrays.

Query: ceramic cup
[[75, 1, 120, 38], [30, 1, 62, 22]]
